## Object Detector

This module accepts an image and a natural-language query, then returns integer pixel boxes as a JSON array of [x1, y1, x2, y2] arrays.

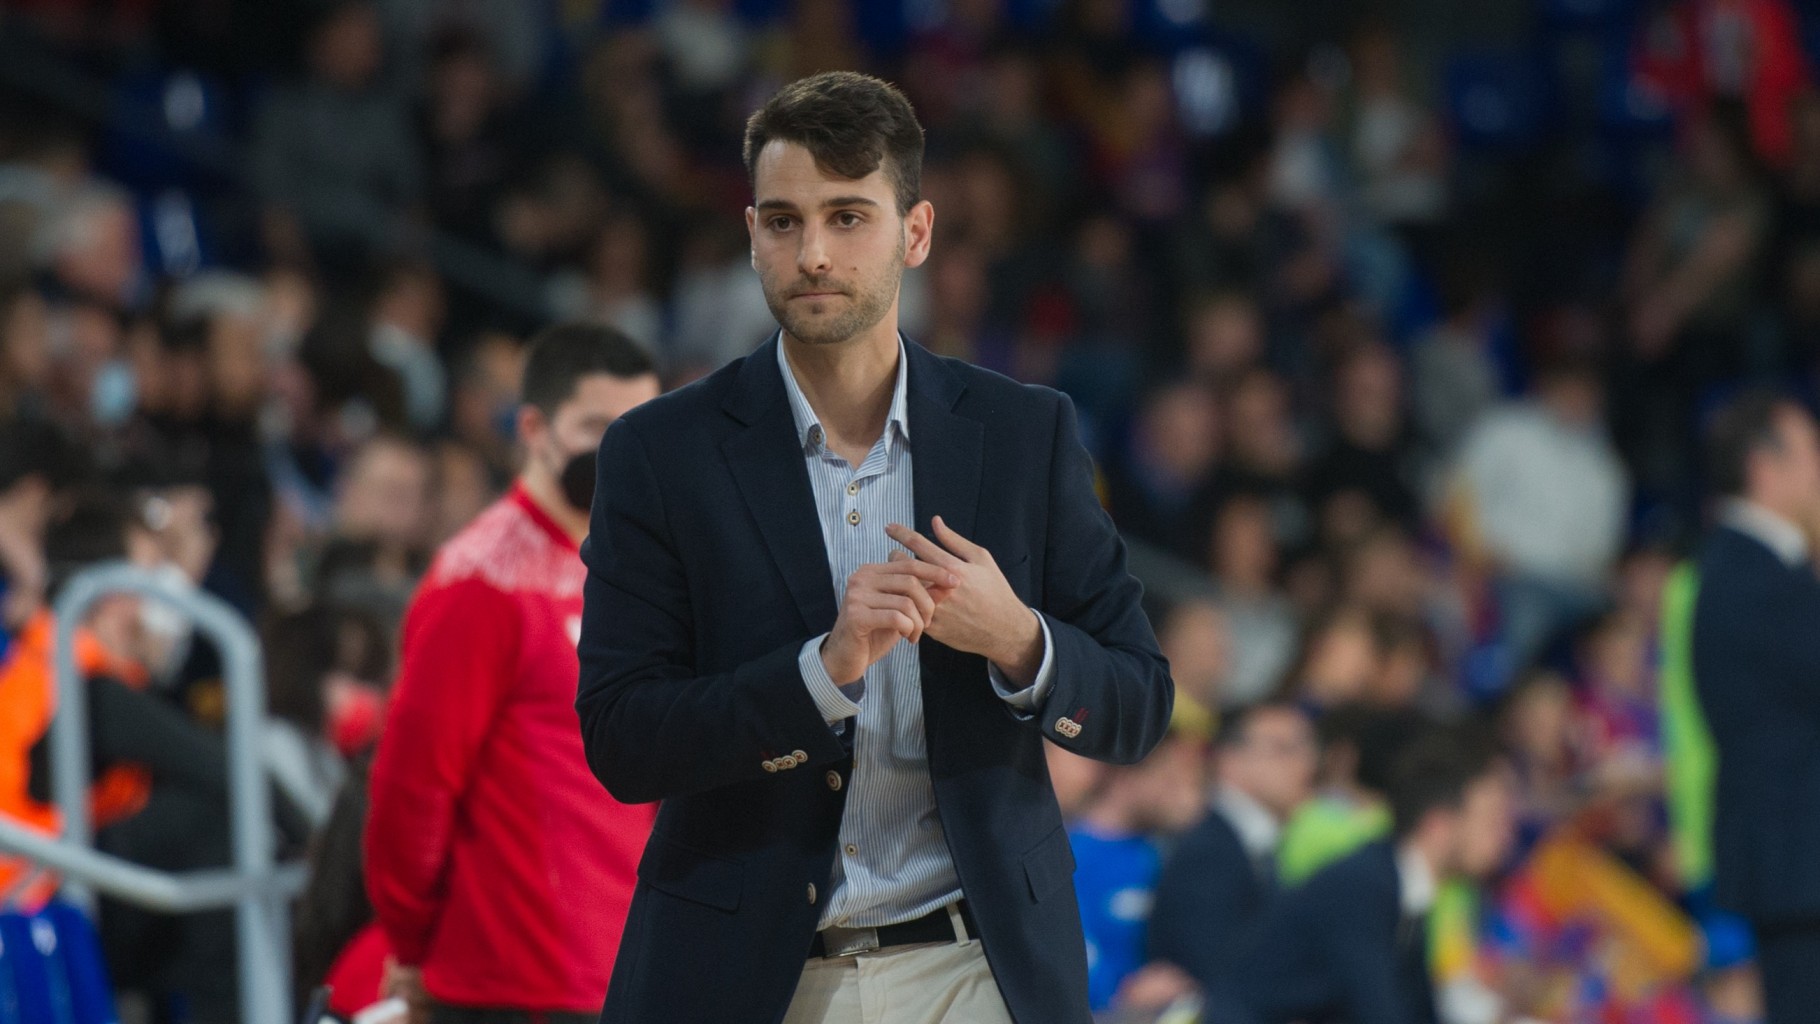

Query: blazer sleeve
[[1030, 392, 1173, 765], [575, 418, 847, 805]]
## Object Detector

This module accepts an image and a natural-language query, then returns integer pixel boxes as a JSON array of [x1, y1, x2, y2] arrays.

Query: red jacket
[[366, 486, 655, 1011]]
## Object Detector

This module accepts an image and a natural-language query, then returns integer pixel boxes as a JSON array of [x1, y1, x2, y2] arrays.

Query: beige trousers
[[781, 932, 1014, 1024]]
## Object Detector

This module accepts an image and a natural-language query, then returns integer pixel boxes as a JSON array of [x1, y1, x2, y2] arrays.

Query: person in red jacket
[[365, 322, 661, 1024]]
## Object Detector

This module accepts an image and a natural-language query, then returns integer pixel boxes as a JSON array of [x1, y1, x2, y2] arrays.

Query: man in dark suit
[[575, 71, 1173, 1024], [1692, 391, 1820, 1024], [1148, 702, 1316, 1001], [1230, 728, 1514, 1024]]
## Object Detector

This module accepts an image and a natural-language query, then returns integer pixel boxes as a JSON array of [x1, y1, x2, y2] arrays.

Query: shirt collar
[[776, 332, 911, 453], [1395, 843, 1438, 917], [1720, 498, 1808, 567], [1214, 785, 1282, 862]]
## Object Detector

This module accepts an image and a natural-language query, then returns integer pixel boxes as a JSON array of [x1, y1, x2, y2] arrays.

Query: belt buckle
[[819, 924, 881, 958]]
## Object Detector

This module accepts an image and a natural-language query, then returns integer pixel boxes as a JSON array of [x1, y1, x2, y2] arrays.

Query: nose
[[796, 222, 833, 278]]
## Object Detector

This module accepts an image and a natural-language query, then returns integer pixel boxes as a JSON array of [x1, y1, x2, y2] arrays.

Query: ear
[[903, 199, 934, 270], [516, 404, 547, 450], [745, 206, 759, 268]]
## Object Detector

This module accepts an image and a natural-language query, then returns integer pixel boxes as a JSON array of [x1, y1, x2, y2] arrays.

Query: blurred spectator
[[1151, 595, 1230, 734], [1233, 727, 1516, 1024], [416, 30, 526, 248], [1691, 390, 1820, 1022], [1346, 26, 1449, 252], [1149, 702, 1318, 999], [1409, 258, 1503, 466], [1305, 341, 1421, 542], [1634, 0, 1810, 169], [331, 433, 434, 580], [366, 260, 448, 432], [1206, 492, 1299, 707], [1279, 603, 1381, 712], [1104, 380, 1221, 563], [253, 0, 423, 270], [4, 491, 308, 1022], [548, 210, 664, 350], [1067, 730, 1206, 1013], [1447, 358, 1630, 672]]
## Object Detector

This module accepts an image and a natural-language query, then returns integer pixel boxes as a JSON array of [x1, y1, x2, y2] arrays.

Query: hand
[[380, 957, 431, 1024], [1113, 961, 1199, 1011], [820, 558, 957, 684], [885, 517, 1043, 686]]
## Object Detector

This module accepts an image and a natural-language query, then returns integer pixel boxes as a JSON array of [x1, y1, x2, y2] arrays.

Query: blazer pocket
[[637, 834, 744, 912], [1022, 824, 1076, 903]]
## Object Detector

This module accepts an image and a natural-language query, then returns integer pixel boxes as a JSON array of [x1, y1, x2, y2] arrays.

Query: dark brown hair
[[743, 71, 925, 215]]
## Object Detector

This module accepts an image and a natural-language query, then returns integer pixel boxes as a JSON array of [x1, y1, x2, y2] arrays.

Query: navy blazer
[[1147, 807, 1273, 999], [1231, 841, 1436, 1024], [575, 337, 1174, 1024], [1692, 525, 1820, 924]]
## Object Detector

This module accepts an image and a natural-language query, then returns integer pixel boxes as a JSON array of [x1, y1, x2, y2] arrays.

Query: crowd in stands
[[0, 0, 1816, 1020]]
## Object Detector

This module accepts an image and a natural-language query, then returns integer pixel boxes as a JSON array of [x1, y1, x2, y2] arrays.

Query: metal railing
[[0, 563, 308, 1024]]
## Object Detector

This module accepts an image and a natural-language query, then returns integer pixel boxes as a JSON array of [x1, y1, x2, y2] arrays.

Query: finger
[[933, 515, 990, 563], [871, 556, 959, 588], [885, 523, 966, 570], [863, 592, 928, 634], [874, 574, 937, 629]]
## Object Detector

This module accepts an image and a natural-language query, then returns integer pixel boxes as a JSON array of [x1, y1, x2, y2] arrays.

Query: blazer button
[[807, 883, 818, 905], [763, 760, 778, 773], [792, 749, 809, 763], [826, 770, 842, 791]]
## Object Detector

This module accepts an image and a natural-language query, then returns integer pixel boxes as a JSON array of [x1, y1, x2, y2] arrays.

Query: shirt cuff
[[800, 634, 863, 725], [989, 610, 1054, 720]]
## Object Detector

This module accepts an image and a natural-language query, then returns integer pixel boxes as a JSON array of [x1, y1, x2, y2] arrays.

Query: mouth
[[792, 289, 846, 299]]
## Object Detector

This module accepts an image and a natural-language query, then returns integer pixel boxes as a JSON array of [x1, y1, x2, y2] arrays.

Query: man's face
[[1767, 405, 1820, 517], [1225, 707, 1318, 819], [1449, 768, 1517, 879], [535, 371, 661, 470], [745, 140, 932, 347]]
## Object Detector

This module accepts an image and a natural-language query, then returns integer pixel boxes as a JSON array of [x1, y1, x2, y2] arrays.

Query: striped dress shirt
[[780, 334, 1055, 929]]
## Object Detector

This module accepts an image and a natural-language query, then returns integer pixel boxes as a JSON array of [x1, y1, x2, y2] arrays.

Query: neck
[[780, 327, 900, 453], [1400, 833, 1446, 883], [520, 470, 588, 543]]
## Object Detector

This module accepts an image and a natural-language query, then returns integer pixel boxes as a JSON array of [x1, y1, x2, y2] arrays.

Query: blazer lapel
[[722, 337, 839, 634], [906, 342, 981, 543]]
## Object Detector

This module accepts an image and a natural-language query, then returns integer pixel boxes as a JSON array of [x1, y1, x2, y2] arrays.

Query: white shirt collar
[[1720, 499, 1808, 568], [776, 332, 911, 452], [1395, 843, 1438, 917], [1214, 785, 1282, 862]]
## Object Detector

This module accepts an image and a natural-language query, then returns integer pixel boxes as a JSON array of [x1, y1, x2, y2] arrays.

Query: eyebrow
[[755, 195, 882, 213]]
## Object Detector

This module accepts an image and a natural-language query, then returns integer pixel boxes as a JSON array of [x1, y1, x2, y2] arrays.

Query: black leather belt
[[809, 900, 977, 958]]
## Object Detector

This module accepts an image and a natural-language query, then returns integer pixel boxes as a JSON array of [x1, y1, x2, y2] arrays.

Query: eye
[[835, 211, 863, 227], [767, 216, 794, 232]]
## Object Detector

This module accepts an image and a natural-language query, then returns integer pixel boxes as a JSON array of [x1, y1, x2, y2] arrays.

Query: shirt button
[[846, 481, 859, 496], [807, 883, 817, 905], [844, 843, 859, 857], [826, 770, 842, 791], [846, 510, 861, 527]]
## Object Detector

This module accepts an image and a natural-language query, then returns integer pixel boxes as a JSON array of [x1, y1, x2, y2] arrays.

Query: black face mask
[[559, 449, 597, 513]]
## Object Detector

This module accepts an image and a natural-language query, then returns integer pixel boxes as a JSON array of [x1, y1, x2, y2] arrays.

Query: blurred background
[[0, 0, 1811, 1020]]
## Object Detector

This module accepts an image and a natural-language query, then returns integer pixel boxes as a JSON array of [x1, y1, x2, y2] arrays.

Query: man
[[365, 324, 660, 1024], [1447, 358, 1629, 670], [1067, 729, 1205, 1012], [1148, 702, 1317, 998], [1691, 391, 1820, 1023], [576, 71, 1173, 1024], [1232, 727, 1515, 1024]]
